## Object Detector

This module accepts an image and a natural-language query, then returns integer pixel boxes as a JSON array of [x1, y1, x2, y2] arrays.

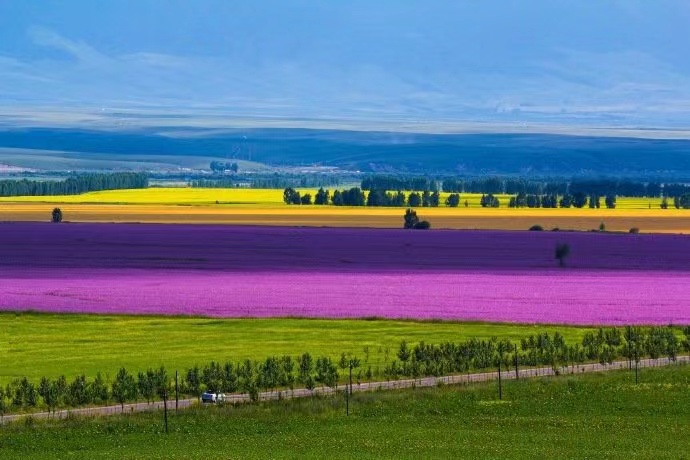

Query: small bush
[[599, 222, 606, 232], [51, 208, 63, 223], [551, 227, 560, 232], [555, 243, 570, 267], [529, 225, 544, 231], [629, 227, 640, 234], [413, 221, 431, 230]]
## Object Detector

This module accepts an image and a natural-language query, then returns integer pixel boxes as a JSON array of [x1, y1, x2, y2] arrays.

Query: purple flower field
[[1, 223, 689, 325]]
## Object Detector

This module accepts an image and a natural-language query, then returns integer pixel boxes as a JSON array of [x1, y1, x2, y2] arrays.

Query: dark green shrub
[[52, 208, 63, 223]]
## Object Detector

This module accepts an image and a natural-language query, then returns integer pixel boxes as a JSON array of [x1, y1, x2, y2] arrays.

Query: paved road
[[2, 355, 687, 424]]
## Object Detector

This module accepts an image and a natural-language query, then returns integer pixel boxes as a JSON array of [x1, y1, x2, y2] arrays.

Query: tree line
[[1, 326, 688, 415], [284, 187, 621, 209], [508, 193, 617, 209], [191, 173, 350, 189], [209, 161, 239, 173], [661, 195, 690, 209], [284, 187, 460, 207], [0, 173, 148, 197], [384, 326, 685, 380], [283, 187, 690, 209], [361, 175, 690, 198]]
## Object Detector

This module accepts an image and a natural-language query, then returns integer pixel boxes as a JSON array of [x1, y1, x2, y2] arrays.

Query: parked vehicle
[[201, 392, 226, 404]]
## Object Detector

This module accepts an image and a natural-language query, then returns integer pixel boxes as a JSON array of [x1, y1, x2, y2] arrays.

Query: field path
[[2, 355, 685, 425]]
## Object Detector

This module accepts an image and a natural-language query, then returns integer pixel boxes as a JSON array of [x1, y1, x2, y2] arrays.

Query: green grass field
[[1, 365, 688, 459], [0, 312, 597, 383]]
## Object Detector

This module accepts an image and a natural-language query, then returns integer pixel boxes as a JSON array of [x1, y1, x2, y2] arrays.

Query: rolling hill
[[1, 127, 689, 177]]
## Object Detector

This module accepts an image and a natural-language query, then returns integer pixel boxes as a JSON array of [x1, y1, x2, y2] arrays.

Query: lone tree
[[403, 209, 431, 229], [555, 243, 570, 267], [605, 194, 616, 209], [52, 208, 63, 223], [403, 209, 419, 229], [445, 193, 460, 207]]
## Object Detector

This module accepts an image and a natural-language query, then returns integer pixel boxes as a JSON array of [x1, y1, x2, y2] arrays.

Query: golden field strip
[[0, 188, 688, 232]]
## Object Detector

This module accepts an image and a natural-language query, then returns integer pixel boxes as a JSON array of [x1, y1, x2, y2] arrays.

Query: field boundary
[[1, 355, 686, 425]]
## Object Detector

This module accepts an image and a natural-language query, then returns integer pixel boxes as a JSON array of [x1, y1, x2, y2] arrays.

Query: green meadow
[[0, 312, 597, 383], [1, 365, 688, 459]]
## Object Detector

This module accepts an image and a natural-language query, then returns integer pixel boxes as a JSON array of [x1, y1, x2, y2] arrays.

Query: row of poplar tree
[[2, 326, 688, 414], [285, 187, 690, 209], [0, 173, 148, 197], [507, 193, 617, 209], [284, 187, 462, 207], [362, 175, 690, 198], [283, 187, 620, 209]]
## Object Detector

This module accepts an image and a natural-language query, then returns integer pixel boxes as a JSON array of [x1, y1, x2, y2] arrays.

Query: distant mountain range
[[1, 127, 690, 178]]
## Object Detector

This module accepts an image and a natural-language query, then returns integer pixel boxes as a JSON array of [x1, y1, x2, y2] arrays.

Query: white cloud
[[2, 24, 690, 128], [27, 26, 110, 66]]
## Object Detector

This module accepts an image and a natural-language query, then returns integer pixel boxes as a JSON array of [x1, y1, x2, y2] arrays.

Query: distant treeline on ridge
[[361, 175, 690, 198], [191, 174, 349, 189], [0, 172, 148, 197]]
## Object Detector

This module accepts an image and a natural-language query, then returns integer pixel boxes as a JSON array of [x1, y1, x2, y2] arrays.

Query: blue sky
[[1, 0, 689, 130]]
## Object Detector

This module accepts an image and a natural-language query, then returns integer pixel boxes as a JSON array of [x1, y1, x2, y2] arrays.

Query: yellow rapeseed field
[[0, 187, 665, 208], [0, 188, 687, 232]]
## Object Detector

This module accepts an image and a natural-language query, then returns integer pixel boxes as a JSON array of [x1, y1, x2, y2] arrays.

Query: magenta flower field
[[1, 223, 689, 325]]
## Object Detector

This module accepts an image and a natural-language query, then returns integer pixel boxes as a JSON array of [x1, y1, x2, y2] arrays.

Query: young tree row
[[2, 326, 688, 414], [382, 326, 687, 380]]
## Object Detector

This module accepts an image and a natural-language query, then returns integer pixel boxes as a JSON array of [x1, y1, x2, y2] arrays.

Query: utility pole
[[627, 326, 632, 371], [345, 368, 350, 417], [175, 371, 179, 412], [514, 344, 519, 380], [163, 389, 169, 434], [349, 362, 353, 396], [498, 355, 503, 400], [345, 385, 349, 416], [345, 357, 360, 416]]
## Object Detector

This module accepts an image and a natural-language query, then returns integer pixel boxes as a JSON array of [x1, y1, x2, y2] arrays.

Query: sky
[[1, 0, 689, 131]]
